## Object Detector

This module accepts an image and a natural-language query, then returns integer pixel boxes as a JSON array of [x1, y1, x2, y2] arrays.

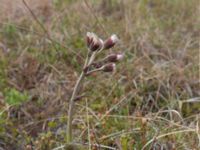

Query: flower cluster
[[84, 32, 123, 75], [67, 32, 124, 142]]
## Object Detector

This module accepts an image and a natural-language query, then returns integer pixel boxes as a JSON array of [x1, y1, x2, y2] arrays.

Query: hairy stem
[[67, 71, 85, 142], [67, 51, 91, 143], [86, 68, 102, 75], [67, 46, 104, 142]]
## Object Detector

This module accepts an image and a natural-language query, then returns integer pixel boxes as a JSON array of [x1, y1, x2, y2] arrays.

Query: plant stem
[[66, 47, 103, 142], [67, 51, 91, 143], [67, 71, 85, 143], [86, 68, 102, 75]]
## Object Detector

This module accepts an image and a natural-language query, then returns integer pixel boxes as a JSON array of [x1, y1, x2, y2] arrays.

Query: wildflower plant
[[67, 32, 123, 143]]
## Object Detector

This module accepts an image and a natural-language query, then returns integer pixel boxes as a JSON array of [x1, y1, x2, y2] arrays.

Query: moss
[[4, 88, 29, 106]]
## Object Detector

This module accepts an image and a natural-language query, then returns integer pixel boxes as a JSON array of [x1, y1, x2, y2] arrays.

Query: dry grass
[[0, 0, 199, 149], [0, 0, 52, 22]]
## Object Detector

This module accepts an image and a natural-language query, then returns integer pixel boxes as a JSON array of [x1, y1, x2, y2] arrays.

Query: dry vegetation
[[0, 0, 199, 149]]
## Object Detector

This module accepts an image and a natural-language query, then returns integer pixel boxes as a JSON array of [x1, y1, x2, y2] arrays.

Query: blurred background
[[0, 0, 199, 149]]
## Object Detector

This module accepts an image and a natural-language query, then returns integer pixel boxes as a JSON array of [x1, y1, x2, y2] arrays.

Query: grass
[[0, 0, 199, 149]]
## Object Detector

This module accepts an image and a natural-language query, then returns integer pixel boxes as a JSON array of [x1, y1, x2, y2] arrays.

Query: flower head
[[105, 53, 124, 62], [103, 34, 119, 50], [101, 63, 116, 72], [86, 32, 103, 51]]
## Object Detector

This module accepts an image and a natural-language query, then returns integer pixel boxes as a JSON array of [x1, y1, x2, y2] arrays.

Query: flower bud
[[103, 34, 119, 49], [102, 63, 116, 72], [90, 38, 103, 51], [86, 32, 103, 51], [105, 54, 124, 62]]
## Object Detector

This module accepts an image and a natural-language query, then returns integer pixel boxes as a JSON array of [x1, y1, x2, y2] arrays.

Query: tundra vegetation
[[0, 0, 199, 149]]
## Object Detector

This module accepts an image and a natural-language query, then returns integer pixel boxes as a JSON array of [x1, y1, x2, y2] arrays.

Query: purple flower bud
[[103, 34, 119, 50], [90, 38, 103, 51], [106, 54, 124, 62], [86, 32, 103, 51], [102, 63, 116, 72]]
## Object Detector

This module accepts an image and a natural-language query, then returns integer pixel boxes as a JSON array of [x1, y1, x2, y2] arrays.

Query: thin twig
[[86, 99, 91, 150], [100, 128, 141, 141], [76, 142, 117, 150], [99, 92, 133, 122], [83, 0, 108, 36], [53, 143, 116, 150], [141, 129, 196, 150], [22, 0, 59, 52]]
